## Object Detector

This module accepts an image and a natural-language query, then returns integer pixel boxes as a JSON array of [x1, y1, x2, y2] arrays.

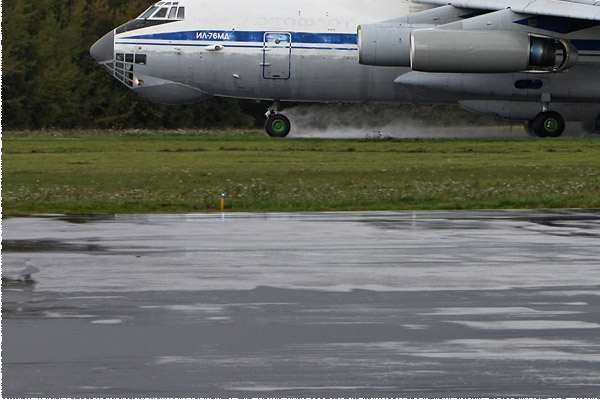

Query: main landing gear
[[525, 94, 566, 138], [525, 111, 566, 138], [264, 101, 291, 137]]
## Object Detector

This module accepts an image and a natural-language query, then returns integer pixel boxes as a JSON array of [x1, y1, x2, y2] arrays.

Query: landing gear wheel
[[531, 111, 565, 138], [265, 114, 291, 137]]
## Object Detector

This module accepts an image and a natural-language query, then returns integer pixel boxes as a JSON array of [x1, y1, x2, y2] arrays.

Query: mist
[[283, 103, 526, 139]]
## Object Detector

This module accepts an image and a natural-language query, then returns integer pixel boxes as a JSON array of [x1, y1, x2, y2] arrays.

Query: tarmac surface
[[2, 210, 600, 397]]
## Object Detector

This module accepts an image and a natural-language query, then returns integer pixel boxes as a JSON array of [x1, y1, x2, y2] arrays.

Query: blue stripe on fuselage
[[515, 16, 600, 34], [118, 29, 600, 56], [572, 39, 600, 51], [121, 30, 358, 45]]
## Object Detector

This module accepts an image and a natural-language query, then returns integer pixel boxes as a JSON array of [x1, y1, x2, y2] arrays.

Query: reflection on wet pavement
[[3, 210, 600, 397]]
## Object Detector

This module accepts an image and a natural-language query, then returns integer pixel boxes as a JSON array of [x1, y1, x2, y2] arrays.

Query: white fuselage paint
[[96, 0, 600, 129]]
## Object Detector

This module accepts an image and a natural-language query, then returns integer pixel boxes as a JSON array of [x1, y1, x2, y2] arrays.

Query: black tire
[[265, 114, 291, 137], [532, 111, 565, 138]]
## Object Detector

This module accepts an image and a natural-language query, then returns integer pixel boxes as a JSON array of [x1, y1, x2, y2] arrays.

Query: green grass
[[3, 130, 600, 214]]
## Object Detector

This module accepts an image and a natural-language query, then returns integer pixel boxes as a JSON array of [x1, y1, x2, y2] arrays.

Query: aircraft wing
[[414, 0, 600, 21]]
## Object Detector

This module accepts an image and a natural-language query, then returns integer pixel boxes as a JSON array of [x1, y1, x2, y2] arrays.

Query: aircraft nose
[[90, 30, 115, 63]]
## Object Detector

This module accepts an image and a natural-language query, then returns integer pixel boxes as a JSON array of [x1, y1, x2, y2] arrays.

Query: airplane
[[90, 0, 600, 138], [2, 262, 40, 287]]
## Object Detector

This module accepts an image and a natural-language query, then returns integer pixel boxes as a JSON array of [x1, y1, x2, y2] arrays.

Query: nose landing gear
[[264, 101, 291, 137], [265, 112, 291, 137]]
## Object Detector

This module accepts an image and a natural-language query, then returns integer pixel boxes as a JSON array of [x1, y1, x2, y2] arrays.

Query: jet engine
[[410, 30, 578, 73], [358, 23, 414, 67], [358, 24, 578, 73]]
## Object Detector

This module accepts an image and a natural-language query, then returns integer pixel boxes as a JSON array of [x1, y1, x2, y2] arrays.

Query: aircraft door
[[262, 32, 291, 79]]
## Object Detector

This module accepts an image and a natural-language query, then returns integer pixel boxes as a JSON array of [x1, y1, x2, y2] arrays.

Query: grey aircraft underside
[[90, 0, 600, 137]]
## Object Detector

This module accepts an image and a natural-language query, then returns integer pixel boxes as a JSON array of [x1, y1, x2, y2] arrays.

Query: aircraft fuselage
[[90, 0, 600, 137]]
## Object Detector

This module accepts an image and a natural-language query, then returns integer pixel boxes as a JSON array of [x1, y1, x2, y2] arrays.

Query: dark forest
[[2, 0, 266, 130]]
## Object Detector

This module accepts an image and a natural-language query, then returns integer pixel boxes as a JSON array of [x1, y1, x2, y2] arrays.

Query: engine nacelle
[[358, 24, 579, 73], [358, 23, 414, 67], [410, 29, 578, 73]]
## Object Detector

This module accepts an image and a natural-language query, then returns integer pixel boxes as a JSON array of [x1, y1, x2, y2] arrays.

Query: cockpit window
[[138, 3, 185, 20], [154, 7, 169, 18], [120, 3, 184, 33], [139, 6, 158, 19]]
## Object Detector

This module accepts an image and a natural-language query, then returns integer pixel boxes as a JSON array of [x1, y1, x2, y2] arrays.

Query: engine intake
[[410, 29, 578, 73], [358, 23, 414, 67]]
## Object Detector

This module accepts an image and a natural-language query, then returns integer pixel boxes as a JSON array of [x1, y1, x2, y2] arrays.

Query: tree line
[[2, 0, 264, 130]]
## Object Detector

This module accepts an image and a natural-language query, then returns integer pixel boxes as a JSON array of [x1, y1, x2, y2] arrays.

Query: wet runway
[[3, 210, 600, 397]]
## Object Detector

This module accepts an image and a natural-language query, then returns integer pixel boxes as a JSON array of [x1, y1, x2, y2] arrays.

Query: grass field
[[3, 130, 600, 214]]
